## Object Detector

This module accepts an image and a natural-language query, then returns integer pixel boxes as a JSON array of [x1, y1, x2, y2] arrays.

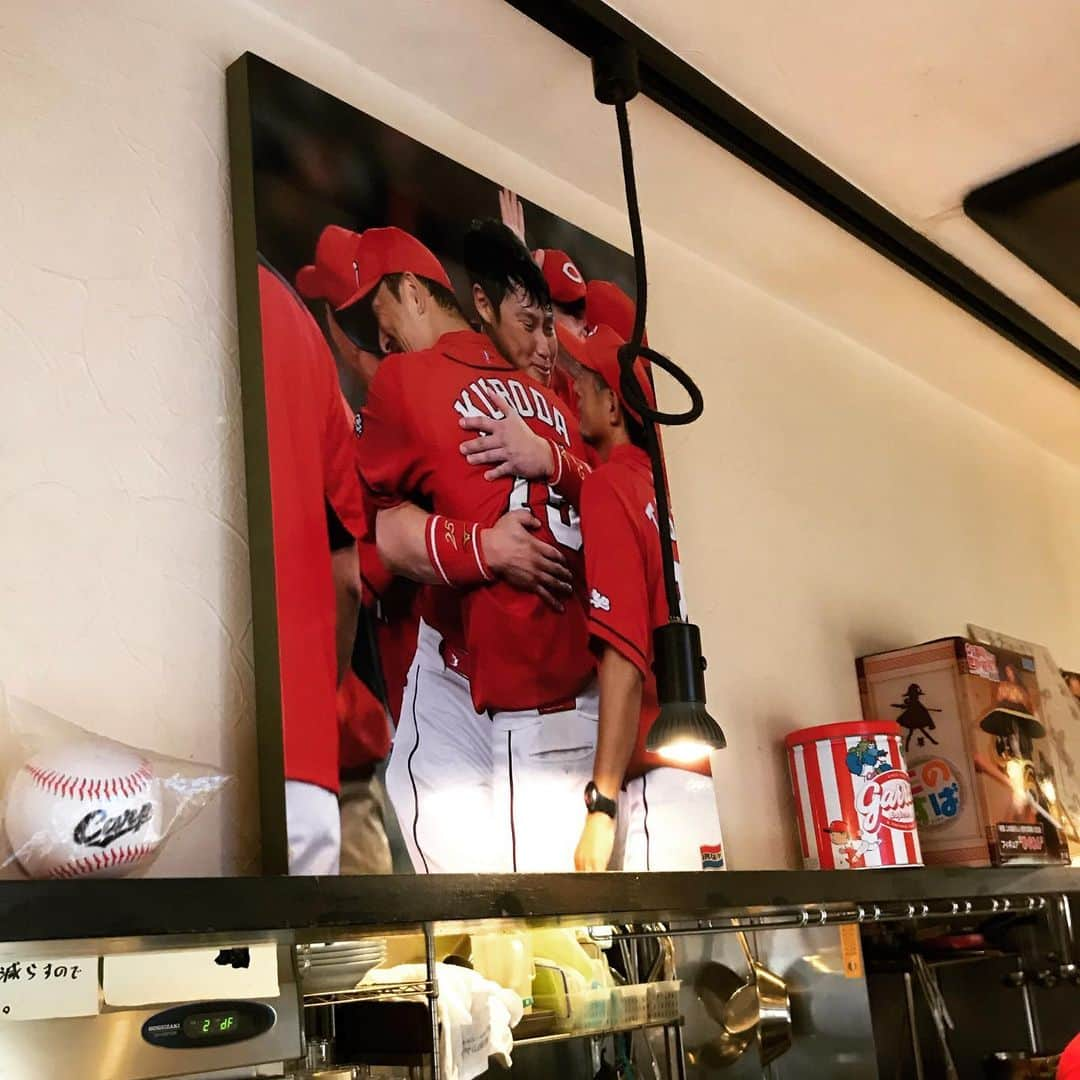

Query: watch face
[[584, 783, 615, 817]]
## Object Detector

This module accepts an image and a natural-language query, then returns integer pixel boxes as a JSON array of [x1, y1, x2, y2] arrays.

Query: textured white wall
[[1, 0, 1077, 873]]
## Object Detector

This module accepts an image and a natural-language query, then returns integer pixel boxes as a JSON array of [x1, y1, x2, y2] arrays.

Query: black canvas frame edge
[[226, 53, 289, 876]]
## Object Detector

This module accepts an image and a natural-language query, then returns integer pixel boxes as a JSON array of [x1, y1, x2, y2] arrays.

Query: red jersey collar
[[608, 442, 651, 473], [436, 329, 512, 370]]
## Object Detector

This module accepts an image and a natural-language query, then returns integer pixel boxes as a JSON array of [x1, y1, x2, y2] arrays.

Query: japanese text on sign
[[0, 956, 99, 1020]]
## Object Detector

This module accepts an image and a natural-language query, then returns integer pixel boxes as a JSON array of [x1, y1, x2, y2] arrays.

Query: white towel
[[360, 962, 524, 1080]]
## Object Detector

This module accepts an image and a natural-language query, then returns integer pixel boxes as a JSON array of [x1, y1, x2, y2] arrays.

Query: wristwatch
[[584, 781, 617, 819]]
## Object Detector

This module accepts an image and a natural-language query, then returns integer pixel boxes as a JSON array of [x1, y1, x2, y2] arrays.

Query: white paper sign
[[103, 944, 278, 1007], [0, 956, 99, 1020]]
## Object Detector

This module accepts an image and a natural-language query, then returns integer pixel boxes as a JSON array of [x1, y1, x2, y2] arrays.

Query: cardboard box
[[1063, 671, 1080, 706], [967, 626, 1080, 863], [857, 637, 1069, 867]]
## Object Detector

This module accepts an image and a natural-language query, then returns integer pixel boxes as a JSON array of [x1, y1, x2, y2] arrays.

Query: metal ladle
[[732, 931, 793, 1066], [694, 961, 754, 1067]]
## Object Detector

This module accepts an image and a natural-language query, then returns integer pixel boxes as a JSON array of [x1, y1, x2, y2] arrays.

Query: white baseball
[[5, 742, 163, 878]]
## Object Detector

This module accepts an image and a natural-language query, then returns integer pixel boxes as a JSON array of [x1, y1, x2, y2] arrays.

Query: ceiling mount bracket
[[591, 37, 640, 105]]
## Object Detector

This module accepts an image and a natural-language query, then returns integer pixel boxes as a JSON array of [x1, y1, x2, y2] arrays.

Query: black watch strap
[[584, 781, 617, 819]]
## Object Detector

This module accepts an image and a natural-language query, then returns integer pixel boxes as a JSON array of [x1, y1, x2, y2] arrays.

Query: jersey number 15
[[509, 476, 582, 551]]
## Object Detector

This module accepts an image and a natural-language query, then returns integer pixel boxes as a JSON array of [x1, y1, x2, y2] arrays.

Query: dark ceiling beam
[[504, 0, 1080, 388]]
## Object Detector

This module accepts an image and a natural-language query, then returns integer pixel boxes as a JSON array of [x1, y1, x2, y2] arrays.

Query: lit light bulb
[[1040, 777, 1057, 805], [657, 738, 712, 765]]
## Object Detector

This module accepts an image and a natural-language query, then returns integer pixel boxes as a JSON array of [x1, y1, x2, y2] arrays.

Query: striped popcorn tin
[[786, 721, 922, 870]]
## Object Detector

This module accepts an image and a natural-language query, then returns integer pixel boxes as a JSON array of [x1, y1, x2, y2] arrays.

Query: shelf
[[0, 866, 1075, 949], [513, 1017, 682, 1048], [301, 981, 434, 1008]]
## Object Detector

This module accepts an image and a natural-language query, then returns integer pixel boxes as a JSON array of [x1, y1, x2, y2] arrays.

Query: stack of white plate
[[298, 939, 387, 994]]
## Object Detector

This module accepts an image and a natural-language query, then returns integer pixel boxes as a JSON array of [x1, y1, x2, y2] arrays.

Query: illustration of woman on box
[[892, 684, 942, 751]]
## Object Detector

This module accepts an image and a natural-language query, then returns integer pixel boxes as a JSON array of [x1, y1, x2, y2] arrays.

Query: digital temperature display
[[182, 1011, 243, 1039], [142, 999, 275, 1049]]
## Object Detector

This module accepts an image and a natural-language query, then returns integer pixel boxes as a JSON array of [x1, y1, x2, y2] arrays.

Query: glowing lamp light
[[657, 739, 714, 765], [646, 622, 727, 760]]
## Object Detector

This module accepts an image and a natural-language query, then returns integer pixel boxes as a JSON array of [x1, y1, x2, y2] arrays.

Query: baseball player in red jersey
[[298, 225, 574, 873], [348, 227, 603, 871], [539, 247, 589, 337], [496, 187, 639, 399], [584, 279, 642, 344], [465, 220, 558, 389], [257, 261, 369, 875], [566, 326, 725, 872], [296, 226, 422, 728]]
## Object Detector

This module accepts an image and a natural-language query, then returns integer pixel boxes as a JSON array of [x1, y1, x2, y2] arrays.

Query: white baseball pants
[[385, 620, 601, 873], [490, 683, 599, 872], [615, 767, 725, 871], [285, 780, 341, 876], [385, 620, 501, 873]]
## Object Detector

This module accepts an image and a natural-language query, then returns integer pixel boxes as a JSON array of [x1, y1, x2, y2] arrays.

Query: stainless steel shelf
[[513, 1016, 682, 1047], [301, 981, 435, 1008]]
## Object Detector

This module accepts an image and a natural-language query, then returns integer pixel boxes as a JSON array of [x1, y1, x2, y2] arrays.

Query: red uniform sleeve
[[547, 440, 591, 509], [354, 356, 423, 521], [358, 537, 394, 602], [318, 346, 366, 541], [580, 470, 650, 677]]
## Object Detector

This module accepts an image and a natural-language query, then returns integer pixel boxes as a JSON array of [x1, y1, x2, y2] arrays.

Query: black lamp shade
[[646, 622, 727, 761]]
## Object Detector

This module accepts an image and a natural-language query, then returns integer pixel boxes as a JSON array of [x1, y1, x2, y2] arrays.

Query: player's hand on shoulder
[[575, 812, 616, 872], [481, 509, 573, 611], [459, 403, 554, 481]]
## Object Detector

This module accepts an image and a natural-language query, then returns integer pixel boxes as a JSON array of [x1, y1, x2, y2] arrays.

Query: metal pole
[[671, 1021, 687, 1080], [1057, 894, 1077, 979], [423, 922, 440, 1079], [903, 972, 925, 1080], [1020, 979, 1041, 1056]]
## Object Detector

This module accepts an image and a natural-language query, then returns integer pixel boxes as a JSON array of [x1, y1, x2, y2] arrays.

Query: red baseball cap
[[296, 225, 452, 312], [539, 249, 587, 305], [565, 324, 655, 424], [586, 279, 646, 345], [295, 225, 364, 309]]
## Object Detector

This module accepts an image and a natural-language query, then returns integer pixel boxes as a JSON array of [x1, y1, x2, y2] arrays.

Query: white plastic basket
[[572, 986, 611, 1032], [610, 983, 649, 1027], [646, 979, 682, 1023]]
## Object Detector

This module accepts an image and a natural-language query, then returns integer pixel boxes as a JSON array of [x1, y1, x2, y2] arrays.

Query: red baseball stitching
[[25, 759, 153, 801], [48, 844, 156, 879]]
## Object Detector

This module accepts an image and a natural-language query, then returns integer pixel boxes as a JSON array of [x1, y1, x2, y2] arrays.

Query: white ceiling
[[611, 0, 1080, 349], [250, 0, 1080, 462]]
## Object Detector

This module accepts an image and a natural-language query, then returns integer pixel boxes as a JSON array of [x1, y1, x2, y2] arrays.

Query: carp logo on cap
[[561, 260, 584, 285], [540, 248, 587, 305]]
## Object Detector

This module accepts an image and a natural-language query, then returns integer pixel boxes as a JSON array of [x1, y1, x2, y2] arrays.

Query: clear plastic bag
[[0, 684, 230, 879]]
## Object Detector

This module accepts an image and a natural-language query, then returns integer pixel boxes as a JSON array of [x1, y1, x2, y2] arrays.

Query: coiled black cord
[[613, 99, 704, 621], [614, 101, 705, 427]]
